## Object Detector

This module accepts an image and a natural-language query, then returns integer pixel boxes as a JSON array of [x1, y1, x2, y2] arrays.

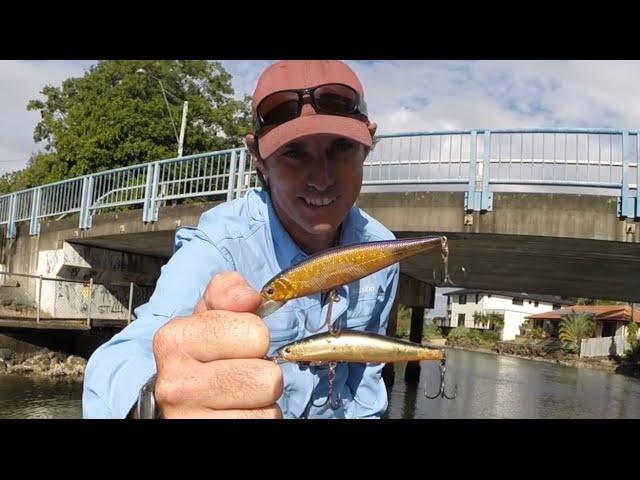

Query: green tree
[[627, 321, 639, 356], [396, 304, 411, 337], [2, 152, 63, 194], [559, 311, 595, 353], [0, 171, 19, 195], [14, 60, 250, 189]]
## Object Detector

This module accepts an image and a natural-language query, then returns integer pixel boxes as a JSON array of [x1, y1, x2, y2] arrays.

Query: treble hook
[[433, 236, 466, 287], [424, 357, 457, 400], [308, 292, 342, 410], [311, 361, 342, 409], [304, 289, 341, 335], [327, 290, 342, 337]]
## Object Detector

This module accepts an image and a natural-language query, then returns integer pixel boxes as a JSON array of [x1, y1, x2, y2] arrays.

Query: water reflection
[[0, 374, 82, 419], [385, 349, 640, 419]]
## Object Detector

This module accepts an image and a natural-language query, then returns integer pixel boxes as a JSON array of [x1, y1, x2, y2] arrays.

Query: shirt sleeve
[[82, 226, 232, 419], [345, 263, 400, 419]]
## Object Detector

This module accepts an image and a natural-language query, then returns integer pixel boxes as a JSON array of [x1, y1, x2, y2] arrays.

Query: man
[[83, 60, 399, 419]]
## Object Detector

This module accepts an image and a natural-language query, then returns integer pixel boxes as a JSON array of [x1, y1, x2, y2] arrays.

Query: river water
[[1, 349, 639, 419]]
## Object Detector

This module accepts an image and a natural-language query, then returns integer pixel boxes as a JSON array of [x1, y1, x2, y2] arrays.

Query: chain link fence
[[0, 271, 153, 326]]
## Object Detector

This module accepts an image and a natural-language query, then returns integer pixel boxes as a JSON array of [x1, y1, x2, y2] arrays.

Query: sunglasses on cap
[[253, 83, 368, 134]]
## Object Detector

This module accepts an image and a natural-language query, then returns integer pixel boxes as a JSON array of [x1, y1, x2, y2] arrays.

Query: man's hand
[[152, 272, 283, 418]]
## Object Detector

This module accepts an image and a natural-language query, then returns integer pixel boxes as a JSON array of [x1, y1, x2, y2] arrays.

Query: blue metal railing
[[0, 128, 638, 238]]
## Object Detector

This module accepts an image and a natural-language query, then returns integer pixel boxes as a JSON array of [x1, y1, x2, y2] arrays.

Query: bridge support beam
[[405, 306, 426, 386], [382, 274, 435, 392], [6, 193, 17, 239], [465, 130, 493, 213], [382, 299, 399, 394], [618, 131, 635, 219]]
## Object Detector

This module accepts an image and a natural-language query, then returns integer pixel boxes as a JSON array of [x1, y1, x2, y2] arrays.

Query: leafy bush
[[446, 327, 499, 349], [529, 327, 548, 339], [423, 324, 444, 341]]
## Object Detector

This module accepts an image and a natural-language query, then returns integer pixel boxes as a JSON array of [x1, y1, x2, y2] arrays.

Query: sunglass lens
[[314, 84, 358, 114], [257, 91, 300, 127]]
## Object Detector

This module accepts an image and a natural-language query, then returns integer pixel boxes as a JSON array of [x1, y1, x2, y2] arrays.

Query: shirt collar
[[261, 190, 306, 269], [258, 190, 365, 270]]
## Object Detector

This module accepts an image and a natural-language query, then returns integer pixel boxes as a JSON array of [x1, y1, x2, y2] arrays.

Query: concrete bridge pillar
[[34, 242, 163, 320], [1, 236, 164, 321], [383, 273, 435, 393]]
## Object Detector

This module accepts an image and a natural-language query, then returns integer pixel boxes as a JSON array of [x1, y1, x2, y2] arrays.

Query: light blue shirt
[[83, 188, 399, 419]]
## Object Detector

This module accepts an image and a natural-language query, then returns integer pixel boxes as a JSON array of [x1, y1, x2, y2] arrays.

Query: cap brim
[[257, 114, 372, 159]]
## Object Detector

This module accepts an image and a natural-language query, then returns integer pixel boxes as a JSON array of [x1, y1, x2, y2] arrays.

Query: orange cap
[[251, 60, 372, 159]]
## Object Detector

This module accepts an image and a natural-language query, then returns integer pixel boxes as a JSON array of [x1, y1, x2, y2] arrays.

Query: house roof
[[526, 305, 640, 324], [442, 289, 573, 306]]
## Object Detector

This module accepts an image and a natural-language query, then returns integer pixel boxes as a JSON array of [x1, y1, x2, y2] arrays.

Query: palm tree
[[473, 312, 504, 332], [559, 311, 595, 353]]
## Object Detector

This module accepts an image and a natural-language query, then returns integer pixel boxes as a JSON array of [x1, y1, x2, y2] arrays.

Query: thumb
[[196, 271, 263, 314]]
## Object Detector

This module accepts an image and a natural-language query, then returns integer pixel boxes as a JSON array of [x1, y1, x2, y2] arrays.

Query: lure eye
[[266, 287, 275, 296]]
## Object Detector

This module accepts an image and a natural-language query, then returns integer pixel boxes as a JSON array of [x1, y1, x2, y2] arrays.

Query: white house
[[436, 289, 573, 341]]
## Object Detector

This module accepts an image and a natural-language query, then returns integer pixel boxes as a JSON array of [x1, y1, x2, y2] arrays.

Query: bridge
[[1, 128, 639, 343]]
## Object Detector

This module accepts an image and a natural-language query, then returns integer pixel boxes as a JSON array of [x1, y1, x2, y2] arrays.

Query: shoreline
[[0, 347, 86, 380], [2, 340, 638, 381], [443, 343, 640, 379]]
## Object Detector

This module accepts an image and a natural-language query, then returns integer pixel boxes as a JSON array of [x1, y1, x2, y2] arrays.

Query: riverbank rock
[[0, 348, 14, 360], [490, 339, 640, 375], [495, 338, 566, 358], [0, 347, 86, 378]]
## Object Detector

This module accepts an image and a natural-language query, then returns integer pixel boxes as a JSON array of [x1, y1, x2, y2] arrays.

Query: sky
[[2, 60, 639, 316], [3, 60, 640, 176]]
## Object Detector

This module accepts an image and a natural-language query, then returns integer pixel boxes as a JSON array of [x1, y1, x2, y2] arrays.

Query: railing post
[[150, 162, 160, 222], [86, 277, 93, 328], [481, 131, 493, 211], [636, 132, 640, 219], [29, 188, 42, 236], [88, 176, 95, 228], [36, 275, 42, 323], [619, 131, 634, 218], [6, 193, 17, 239], [85, 176, 94, 229], [464, 131, 481, 212], [79, 176, 89, 229], [227, 150, 238, 202], [127, 281, 134, 324], [79, 175, 95, 230], [235, 149, 247, 199], [142, 163, 153, 222]]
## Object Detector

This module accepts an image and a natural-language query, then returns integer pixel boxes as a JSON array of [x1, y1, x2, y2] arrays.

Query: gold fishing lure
[[274, 330, 445, 364], [270, 330, 457, 403], [256, 235, 447, 317]]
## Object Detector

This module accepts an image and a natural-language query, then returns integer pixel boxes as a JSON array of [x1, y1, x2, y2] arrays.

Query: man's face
[[256, 134, 369, 250]]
